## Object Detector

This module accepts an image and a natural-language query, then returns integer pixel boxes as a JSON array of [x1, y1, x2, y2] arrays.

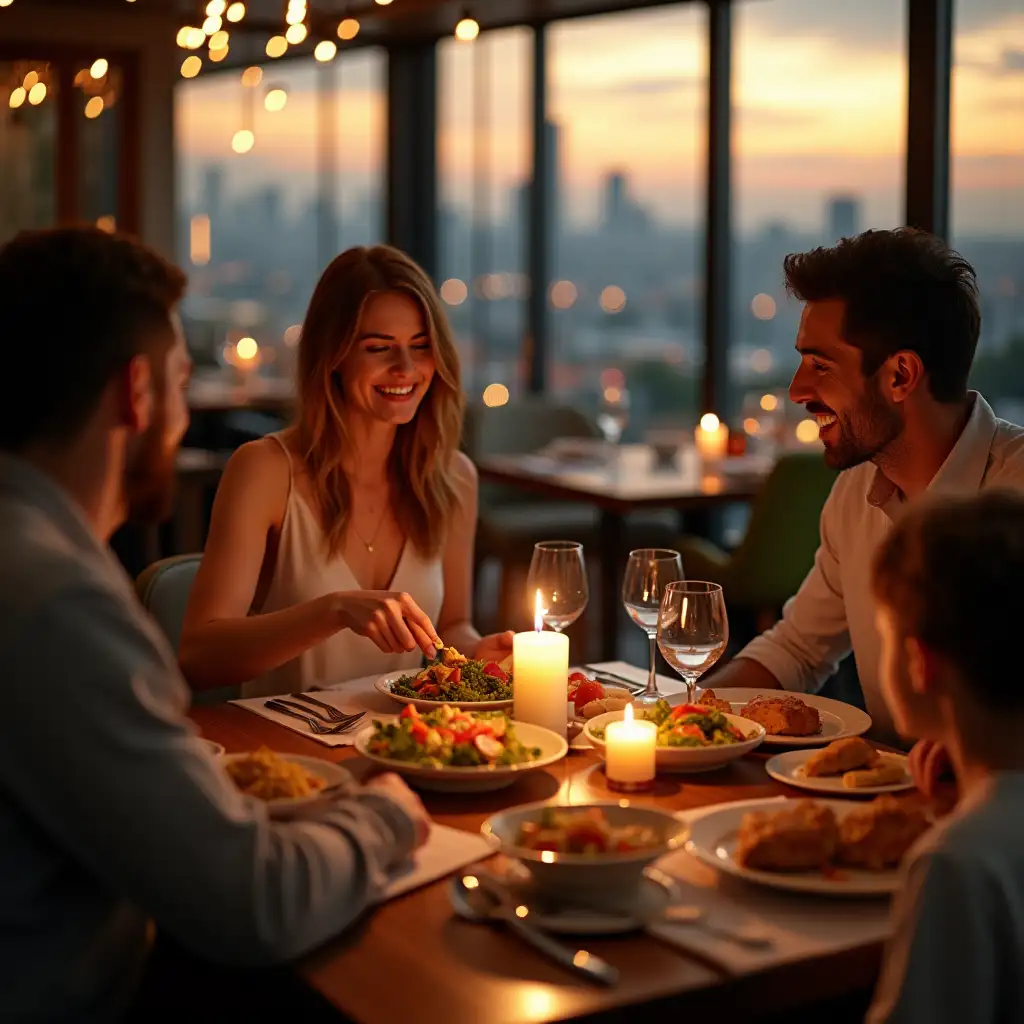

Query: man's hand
[[908, 739, 955, 801], [364, 773, 431, 848], [472, 631, 514, 666]]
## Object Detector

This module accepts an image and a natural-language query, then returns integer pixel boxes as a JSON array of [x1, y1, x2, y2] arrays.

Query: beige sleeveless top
[[241, 435, 445, 697]]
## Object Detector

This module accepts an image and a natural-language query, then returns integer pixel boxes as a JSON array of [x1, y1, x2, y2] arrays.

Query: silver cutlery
[[263, 701, 364, 736], [286, 693, 357, 723], [272, 698, 347, 723], [450, 873, 619, 986], [582, 666, 647, 694]]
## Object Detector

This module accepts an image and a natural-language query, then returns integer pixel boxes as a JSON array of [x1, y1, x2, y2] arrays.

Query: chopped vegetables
[[516, 807, 661, 855], [390, 646, 513, 703], [590, 699, 747, 748]]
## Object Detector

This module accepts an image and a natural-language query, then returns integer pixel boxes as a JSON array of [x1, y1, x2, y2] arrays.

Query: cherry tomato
[[572, 680, 605, 713], [483, 662, 508, 682]]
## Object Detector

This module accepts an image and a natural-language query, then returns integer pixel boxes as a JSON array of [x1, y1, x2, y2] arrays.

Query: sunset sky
[[176, 0, 1023, 236]]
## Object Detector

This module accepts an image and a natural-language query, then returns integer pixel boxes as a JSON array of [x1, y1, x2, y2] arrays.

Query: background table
[[191, 701, 887, 1024]]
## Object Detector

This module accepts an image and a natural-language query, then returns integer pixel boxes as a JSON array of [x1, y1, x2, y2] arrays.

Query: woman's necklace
[[351, 516, 385, 554]]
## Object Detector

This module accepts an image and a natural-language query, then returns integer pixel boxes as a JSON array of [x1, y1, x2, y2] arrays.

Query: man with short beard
[[0, 228, 429, 1022], [708, 228, 1024, 766]]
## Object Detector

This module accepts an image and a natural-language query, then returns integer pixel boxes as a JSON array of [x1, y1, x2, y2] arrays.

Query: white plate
[[375, 673, 513, 713], [222, 752, 349, 819], [685, 798, 899, 897], [354, 719, 568, 793], [765, 750, 914, 795], [584, 710, 765, 773], [697, 688, 872, 747], [572, 678, 634, 723], [492, 864, 679, 935]]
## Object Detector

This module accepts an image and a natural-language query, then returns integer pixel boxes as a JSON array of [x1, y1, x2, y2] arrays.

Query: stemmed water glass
[[621, 549, 685, 706], [525, 541, 589, 632], [656, 581, 729, 703], [596, 386, 630, 446]]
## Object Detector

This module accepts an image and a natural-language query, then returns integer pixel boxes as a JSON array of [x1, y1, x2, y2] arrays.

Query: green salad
[[589, 699, 747, 748], [390, 645, 513, 703], [367, 704, 541, 768]]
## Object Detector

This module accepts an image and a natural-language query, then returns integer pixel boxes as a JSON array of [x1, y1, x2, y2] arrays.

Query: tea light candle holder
[[604, 704, 657, 793], [694, 412, 728, 462]]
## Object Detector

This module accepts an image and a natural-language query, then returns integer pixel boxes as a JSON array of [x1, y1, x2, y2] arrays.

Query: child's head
[[872, 490, 1024, 740]]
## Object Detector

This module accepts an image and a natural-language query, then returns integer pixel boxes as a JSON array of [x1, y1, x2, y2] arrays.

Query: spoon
[[450, 873, 619, 986]]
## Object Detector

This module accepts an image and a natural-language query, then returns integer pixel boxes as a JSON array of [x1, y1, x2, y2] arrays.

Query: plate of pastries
[[695, 688, 872, 747], [765, 737, 913, 795], [685, 794, 930, 896]]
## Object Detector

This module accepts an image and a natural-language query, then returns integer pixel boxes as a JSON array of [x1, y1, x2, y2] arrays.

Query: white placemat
[[229, 674, 397, 747], [382, 823, 492, 902], [648, 798, 893, 974]]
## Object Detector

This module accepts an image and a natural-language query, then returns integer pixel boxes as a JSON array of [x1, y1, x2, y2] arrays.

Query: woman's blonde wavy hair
[[293, 244, 464, 559]]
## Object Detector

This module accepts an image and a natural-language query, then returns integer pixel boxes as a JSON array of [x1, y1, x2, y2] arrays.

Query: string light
[[85, 96, 104, 118], [8, 86, 26, 108], [206, 0, 226, 14], [209, 46, 229, 62], [201, 14, 222, 35], [22, 70, 38, 89], [265, 35, 288, 58], [90, 58, 108, 79], [181, 55, 202, 78], [0, 1, 15, 8], [240, 65, 262, 87], [27, 82, 46, 105], [225, 2, 246, 23], [209, 30, 229, 50], [231, 128, 255, 153], [264, 86, 288, 112], [337, 17, 360, 40], [285, 22, 307, 44], [314, 40, 337, 62], [454, 15, 479, 41], [177, 26, 205, 49]]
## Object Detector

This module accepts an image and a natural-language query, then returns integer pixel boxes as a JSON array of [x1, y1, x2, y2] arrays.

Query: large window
[[175, 50, 386, 368], [952, 0, 1024, 422], [546, 7, 706, 441], [438, 28, 531, 401], [730, 0, 906, 437]]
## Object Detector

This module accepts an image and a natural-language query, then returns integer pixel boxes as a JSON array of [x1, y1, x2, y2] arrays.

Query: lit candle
[[694, 412, 728, 462], [513, 590, 569, 737], [604, 704, 657, 792]]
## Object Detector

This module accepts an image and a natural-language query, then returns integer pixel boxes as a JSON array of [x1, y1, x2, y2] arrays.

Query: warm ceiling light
[[337, 17, 360, 40], [27, 82, 46, 105], [236, 336, 259, 360], [225, 2, 245, 22], [454, 16, 479, 42], [209, 45, 229, 62], [285, 22, 307, 44], [84, 95, 104, 118], [181, 55, 203, 78], [90, 58, 108, 79], [240, 65, 262, 87], [314, 40, 337, 62], [231, 128, 255, 153], [209, 29, 229, 49], [8, 86, 26, 108], [264, 87, 288, 112], [265, 35, 287, 58], [202, 13, 222, 34]]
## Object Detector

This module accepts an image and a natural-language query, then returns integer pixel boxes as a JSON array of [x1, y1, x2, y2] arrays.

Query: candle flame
[[533, 589, 545, 632], [623, 703, 634, 723]]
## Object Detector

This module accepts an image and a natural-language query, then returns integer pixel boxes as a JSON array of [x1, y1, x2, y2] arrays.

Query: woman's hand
[[334, 591, 441, 658], [472, 630, 514, 666], [908, 738, 955, 801]]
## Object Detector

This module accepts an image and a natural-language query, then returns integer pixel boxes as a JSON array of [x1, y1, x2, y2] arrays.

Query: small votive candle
[[694, 412, 728, 462], [604, 704, 657, 793]]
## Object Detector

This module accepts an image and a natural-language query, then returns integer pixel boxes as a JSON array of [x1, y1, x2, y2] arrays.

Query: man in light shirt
[[709, 228, 1024, 759], [0, 227, 430, 1022]]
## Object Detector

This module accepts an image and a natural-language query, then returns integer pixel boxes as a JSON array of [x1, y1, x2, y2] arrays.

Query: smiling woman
[[178, 245, 515, 696]]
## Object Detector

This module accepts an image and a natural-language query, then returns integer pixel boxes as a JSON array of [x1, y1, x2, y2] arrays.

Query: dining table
[[190, 668, 914, 1024], [475, 451, 773, 661]]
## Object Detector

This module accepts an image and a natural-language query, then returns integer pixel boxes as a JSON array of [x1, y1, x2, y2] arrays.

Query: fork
[[288, 693, 356, 723], [264, 701, 365, 736]]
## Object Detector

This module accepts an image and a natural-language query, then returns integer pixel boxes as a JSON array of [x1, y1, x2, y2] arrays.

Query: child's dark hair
[[872, 490, 1024, 710]]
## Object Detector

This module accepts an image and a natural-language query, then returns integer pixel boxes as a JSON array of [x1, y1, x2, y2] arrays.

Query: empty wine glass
[[526, 541, 588, 632], [657, 581, 729, 703], [596, 385, 630, 445], [621, 549, 684, 707]]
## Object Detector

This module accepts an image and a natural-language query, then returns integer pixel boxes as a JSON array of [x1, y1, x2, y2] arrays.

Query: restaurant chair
[[135, 554, 237, 704], [674, 452, 837, 632]]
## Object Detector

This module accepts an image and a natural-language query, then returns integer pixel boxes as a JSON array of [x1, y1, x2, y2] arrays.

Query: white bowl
[[353, 719, 567, 793], [584, 710, 765, 773], [221, 752, 349, 819], [481, 800, 687, 898]]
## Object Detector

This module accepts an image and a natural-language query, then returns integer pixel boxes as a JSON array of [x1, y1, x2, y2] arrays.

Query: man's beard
[[821, 374, 902, 471], [124, 404, 177, 524]]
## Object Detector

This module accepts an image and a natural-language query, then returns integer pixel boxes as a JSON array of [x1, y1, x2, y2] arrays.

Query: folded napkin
[[585, 660, 689, 698], [382, 823, 492, 902], [649, 798, 893, 974], [229, 674, 398, 747]]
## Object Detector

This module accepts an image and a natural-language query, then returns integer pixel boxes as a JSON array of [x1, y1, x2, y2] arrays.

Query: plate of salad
[[355, 704, 568, 792], [585, 699, 765, 774], [375, 646, 514, 711]]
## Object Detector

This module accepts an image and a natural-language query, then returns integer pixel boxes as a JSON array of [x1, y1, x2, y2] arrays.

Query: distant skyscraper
[[826, 195, 861, 241], [604, 171, 628, 229], [201, 165, 224, 220]]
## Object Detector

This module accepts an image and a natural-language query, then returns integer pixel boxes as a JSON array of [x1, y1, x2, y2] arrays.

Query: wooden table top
[[192, 702, 898, 1023], [475, 453, 770, 514]]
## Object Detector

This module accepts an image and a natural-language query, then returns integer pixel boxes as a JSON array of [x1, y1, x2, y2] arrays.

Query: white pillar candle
[[604, 704, 657, 792], [513, 590, 569, 737], [694, 412, 728, 462]]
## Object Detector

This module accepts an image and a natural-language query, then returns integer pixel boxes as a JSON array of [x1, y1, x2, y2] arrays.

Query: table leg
[[598, 511, 625, 662]]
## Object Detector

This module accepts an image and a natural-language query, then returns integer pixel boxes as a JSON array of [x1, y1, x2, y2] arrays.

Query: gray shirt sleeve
[[733, 480, 852, 692], [867, 848, 998, 1024], [0, 585, 417, 965]]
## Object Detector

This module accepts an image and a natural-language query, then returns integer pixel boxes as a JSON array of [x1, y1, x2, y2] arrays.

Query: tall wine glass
[[657, 581, 728, 703], [621, 549, 684, 706], [526, 541, 589, 632], [596, 386, 630, 445]]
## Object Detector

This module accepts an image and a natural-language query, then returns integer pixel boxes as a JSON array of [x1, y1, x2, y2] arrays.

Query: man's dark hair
[[872, 490, 1024, 711], [0, 226, 187, 453], [783, 228, 980, 403]]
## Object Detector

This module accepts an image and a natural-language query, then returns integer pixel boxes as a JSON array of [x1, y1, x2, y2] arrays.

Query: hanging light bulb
[[375, 0, 393, 5], [90, 58, 109, 79], [454, 14, 479, 42], [8, 86, 26, 108], [85, 96, 105, 119], [225, 2, 245, 23], [28, 82, 47, 105], [285, 22, 307, 44], [264, 86, 288, 112], [240, 65, 262, 87], [265, 35, 288, 58], [209, 45, 229, 62], [209, 29, 229, 50], [202, 13, 222, 34], [205, 0, 226, 15], [314, 40, 337, 62], [232, 128, 255, 153], [181, 55, 203, 78], [337, 17, 360, 40]]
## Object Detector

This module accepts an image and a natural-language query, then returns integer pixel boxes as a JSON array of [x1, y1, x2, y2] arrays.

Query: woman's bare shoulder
[[217, 436, 293, 521]]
